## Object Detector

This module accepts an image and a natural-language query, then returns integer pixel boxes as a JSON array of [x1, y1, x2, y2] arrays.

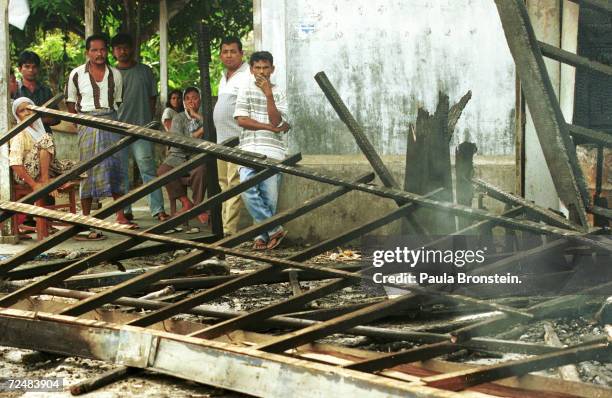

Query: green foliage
[[10, 0, 84, 53], [169, 0, 253, 50], [15, 30, 84, 93], [9, 0, 253, 97]]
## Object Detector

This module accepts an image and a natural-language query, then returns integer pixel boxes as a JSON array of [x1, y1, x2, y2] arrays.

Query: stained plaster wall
[[257, 0, 517, 157]]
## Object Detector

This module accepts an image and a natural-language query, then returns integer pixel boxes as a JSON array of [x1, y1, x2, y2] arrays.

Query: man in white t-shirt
[[212, 37, 251, 236]]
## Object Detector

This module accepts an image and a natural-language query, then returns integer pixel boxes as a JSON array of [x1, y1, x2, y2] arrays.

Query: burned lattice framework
[[0, 0, 611, 397]]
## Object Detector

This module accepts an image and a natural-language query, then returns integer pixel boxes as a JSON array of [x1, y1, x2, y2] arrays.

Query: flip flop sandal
[[185, 227, 200, 234], [117, 221, 139, 230], [163, 227, 184, 234], [266, 230, 288, 250], [157, 212, 171, 222], [253, 238, 268, 251], [74, 231, 106, 241]]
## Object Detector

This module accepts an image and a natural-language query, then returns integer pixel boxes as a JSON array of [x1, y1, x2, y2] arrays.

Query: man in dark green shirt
[[14, 51, 59, 133]]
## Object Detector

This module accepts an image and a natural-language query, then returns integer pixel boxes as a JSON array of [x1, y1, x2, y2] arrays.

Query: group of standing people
[[8, 33, 291, 250]]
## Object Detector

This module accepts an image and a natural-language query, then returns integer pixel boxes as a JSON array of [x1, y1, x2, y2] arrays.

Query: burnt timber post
[[404, 92, 455, 234], [314, 71, 425, 235], [197, 21, 223, 237], [455, 141, 477, 230], [495, 0, 590, 228]]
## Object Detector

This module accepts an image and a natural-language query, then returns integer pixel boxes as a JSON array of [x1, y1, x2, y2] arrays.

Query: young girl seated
[[161, 89, 184, 132]]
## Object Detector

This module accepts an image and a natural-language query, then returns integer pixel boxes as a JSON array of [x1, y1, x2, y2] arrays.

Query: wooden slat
[[26, 106, 606, 242], [424, 342, 611, 391], [344, 342, 459, 373], [65, 173, 375, 319], [539, 40, 612, 77], [256, 294, 424, 353]]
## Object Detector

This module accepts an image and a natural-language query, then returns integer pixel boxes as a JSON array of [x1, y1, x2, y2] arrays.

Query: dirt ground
[[1, 244, 611, 396]]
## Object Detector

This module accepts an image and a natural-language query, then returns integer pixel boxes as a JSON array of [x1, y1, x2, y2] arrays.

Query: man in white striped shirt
[[234, 51, 291, 250]]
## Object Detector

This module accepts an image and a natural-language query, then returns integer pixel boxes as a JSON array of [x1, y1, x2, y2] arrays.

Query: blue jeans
[[239, 167, 283, 242], [123, 139, 165, 216]]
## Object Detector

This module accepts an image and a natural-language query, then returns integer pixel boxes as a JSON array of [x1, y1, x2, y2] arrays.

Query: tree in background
[[9, 0, 253, 96]]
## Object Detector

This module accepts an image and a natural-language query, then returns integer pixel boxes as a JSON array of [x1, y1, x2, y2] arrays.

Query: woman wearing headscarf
[[9, 97, 73, 192]]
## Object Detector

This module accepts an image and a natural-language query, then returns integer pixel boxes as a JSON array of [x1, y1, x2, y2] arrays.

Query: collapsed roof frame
[[0, 0, 610, 396]]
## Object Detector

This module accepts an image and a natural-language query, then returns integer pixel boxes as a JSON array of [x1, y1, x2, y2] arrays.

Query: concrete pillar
[[524, 0, 561, 210], [159, 0, 168, 106], [253, 0, 262, 50], [558, 1, 580, 216], [559, 1, 579, 122], [0, 0, 13, 238], [84, 0, 95, 37], [257, 0, 287, 91]]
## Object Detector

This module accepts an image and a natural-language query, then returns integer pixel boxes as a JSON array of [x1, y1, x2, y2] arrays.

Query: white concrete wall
[[257, 0, 517, 156]]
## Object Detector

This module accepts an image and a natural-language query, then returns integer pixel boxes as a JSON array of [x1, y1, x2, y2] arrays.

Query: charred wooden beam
[[424, 342, 611, 391], [61, 173, 375, 319], [590, 205, 612, 220], [404, 92, 455, 233], [314, 71, 425, 235], [0, 153, 302, 306], [344, 342, 458, 373], [473, 178, 579, 230], [455, 142, 477, 230], [567, 0, 612, 13], [450, 280, 612, 342], [495, 0, 590, 227], [4, 234, 217, 280], [0, 94, 63, 147], [447, 91, 472, 137], [256, 293, 432, 353], [567, 124, 612, 148], [0, 200, 382, 304], [0, 152, 214, 277], [148, 264, 362, 291], [70, 366, 138, 395], [538, 40, 612, 77], [28, 106, 604, 244], [0, 308, 450, 398]]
